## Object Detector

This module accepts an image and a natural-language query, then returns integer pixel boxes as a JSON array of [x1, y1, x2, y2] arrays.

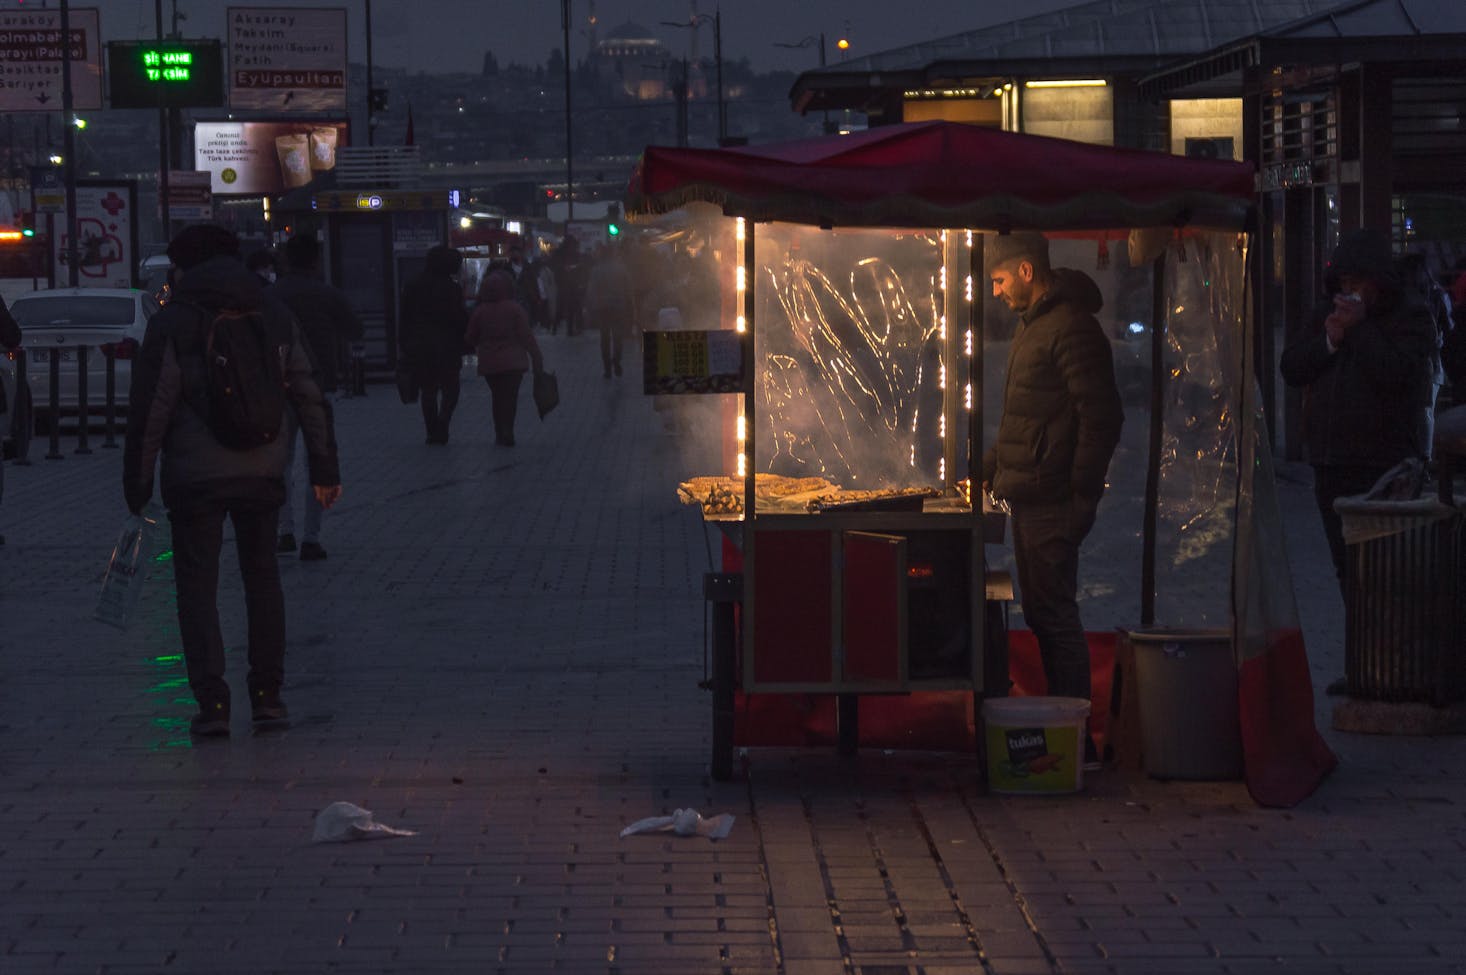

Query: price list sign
[[228, 6, 348, 112], [642, 330, 744, 395]]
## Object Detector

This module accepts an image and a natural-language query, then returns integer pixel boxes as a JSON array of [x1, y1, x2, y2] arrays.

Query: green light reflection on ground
[[147, 676, 189, 692], [149, 653, 183, 665]]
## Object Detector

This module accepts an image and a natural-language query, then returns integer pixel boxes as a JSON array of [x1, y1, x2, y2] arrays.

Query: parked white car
[[1, 288, 160, 430]]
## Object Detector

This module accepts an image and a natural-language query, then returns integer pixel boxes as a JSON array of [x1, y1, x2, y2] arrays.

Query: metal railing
[[8, 342, 124, 465]]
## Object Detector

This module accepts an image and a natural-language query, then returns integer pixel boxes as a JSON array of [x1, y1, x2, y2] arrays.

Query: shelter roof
[[791, 0, 1357, 112], [1140, 0, 1466, 96]]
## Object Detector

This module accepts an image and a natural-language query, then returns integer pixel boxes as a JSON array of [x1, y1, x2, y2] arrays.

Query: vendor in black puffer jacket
[[1280, 228, 1436, 592], [982, 232, 1123, 729]]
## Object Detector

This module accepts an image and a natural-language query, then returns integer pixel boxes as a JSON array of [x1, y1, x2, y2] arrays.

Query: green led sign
[[142, 48, 195, 82], [107, 40, 224, 109]]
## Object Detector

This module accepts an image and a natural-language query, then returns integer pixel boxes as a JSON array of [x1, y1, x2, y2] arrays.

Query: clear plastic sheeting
[[753, 225, 945, 488], [705, 219, 1252, 628], [1153, 232, 1248, 626]]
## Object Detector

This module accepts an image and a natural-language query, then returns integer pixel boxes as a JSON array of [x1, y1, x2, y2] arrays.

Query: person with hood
[[123, 223, 342, 737], [399, 245, 469, 444], [1281, 228, 1437, 592], [982, 232, 1124, 761], [466, 268, 544, 446]]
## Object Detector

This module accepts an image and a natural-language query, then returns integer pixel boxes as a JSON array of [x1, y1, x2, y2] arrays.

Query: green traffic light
[[21, 227, 35, 238], [607, 223, 620, 237]]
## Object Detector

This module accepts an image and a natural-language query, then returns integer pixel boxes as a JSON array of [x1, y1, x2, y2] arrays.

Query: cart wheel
[[837, 694, 859, 756], [710, 599, 736, 781]]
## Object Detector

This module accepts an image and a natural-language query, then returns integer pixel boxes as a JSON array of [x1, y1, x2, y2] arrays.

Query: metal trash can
[[1123, 628, 1243, 781], [1334, 496, 1466, 706]]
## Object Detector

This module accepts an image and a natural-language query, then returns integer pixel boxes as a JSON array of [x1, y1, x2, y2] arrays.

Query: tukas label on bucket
[[1003, 727, 1064, 776]]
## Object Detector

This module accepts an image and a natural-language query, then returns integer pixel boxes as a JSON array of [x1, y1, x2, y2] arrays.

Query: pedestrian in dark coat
[[981, 232, 1124, 725], [466, 270, 544, 447], [585, 244, 635, 378], [266, 234, 361, 560], [1280, 228, 1437, 590], [0, 295, 21, 546], [400, 245, 468, 444]]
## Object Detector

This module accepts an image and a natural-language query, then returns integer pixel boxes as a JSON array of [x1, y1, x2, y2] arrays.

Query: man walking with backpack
[[123, 224, 342, 737]]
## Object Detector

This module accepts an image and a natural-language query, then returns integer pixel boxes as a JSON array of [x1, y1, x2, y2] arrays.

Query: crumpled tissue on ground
[[619, 807, 735, 840], [312, 801, 418, 842]]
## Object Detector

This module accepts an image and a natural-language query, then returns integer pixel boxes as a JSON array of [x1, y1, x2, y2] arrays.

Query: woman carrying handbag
[[466, 269, 545, 447]]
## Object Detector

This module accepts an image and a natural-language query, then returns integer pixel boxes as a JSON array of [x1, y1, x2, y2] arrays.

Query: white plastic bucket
[[983, 696, 1091, 795]]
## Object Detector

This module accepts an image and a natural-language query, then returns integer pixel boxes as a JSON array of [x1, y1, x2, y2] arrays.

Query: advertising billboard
[[0, 7, 102, 112], [194, 120, 349, 195], [228, 6, 348, 112], [54, 182, 138, 289]]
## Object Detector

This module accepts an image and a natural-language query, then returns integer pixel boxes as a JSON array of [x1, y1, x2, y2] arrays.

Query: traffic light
[[605, 202, 621, 239]]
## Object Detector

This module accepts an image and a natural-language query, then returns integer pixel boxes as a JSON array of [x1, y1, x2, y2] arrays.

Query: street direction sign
[[228, 6, 348, 113], [0, 8, 103, 112]]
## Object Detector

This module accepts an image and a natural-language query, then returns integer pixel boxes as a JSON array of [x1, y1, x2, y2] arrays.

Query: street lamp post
[[661, 10, 724, 144], [774, 33, 831, 133], [562, 0, 574, 222]]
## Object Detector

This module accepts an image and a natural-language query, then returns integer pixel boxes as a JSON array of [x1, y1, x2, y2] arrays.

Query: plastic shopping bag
[[95, 507, 164, 629]]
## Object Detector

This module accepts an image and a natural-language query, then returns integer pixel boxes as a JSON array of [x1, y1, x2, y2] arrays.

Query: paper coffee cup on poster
[[275, 134, 312, 188]]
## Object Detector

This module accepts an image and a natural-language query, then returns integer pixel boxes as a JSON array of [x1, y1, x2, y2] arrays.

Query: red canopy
[[627, 121, 1254, 231]]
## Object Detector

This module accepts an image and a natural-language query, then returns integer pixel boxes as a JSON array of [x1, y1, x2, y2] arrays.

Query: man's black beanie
[[1328, 229, 1395, 283], [167, 223, 240, 271], [987, 231, 1050, 270]]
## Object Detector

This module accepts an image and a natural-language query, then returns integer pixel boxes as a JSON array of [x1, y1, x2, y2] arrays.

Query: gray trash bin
[[1124, 628, 1243, 781], [1333, 496, 1466, 706]]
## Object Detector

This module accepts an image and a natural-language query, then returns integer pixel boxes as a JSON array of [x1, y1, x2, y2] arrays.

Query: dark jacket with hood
[[466, 270, 543, 376], [123, 255, 340, 514], [1279, 233, 1436, 469], [982, 268, 1124, 505], [399, 247, 468, 374], [266, 269, 363, 392]]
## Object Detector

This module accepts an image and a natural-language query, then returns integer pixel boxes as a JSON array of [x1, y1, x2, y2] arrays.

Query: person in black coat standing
[[1280, 228, 1437, 591], [399, 245, 469, 444], [0, 295, 22, 546], [982, 232, 1124, 732]]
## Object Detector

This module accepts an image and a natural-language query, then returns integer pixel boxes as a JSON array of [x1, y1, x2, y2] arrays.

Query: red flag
[[405, 105, 415, 146]]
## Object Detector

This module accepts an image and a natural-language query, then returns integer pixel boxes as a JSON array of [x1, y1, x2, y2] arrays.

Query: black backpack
[[200, 307, 288, 449]]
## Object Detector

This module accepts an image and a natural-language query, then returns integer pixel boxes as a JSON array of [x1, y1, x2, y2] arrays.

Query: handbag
[[532, 369, 559, 419], [395, 365, 419, 405]]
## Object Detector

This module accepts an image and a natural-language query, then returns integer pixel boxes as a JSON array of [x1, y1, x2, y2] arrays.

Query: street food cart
[[629, 121, 1336, 806]]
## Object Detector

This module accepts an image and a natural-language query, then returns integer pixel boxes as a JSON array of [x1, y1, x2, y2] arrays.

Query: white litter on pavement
[[619, 807, 735, 840], [312, 801, 418, 842]]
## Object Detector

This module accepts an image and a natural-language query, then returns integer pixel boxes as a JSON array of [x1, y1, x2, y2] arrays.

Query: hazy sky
[[106, 0, 1081, 75]]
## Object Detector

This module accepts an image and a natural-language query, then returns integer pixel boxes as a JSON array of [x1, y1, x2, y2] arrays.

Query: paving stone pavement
[[1, 329, 1463, 975]]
